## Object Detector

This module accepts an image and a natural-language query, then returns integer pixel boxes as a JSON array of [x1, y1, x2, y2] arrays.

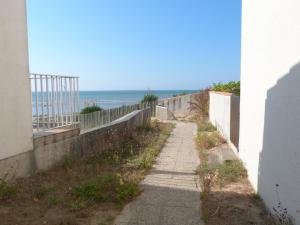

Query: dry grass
[[0, 121, 174, 225], [195, 119, 275, 225]]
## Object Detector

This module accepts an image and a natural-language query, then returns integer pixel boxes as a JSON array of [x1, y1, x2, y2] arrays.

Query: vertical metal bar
[[40, 75, 44, 129], [68, 78, 72, 124], [34, 74, 39, 132], [46, 75, 50, 128], [56, 76, 59, 125], [77, 77, 80, 123], [60, 77, 64, 126], [72, 77, 76, 124], [51, 76, 55, 127]]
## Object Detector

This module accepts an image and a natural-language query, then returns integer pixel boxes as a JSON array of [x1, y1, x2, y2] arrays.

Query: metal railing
[[30, 73, 80, 132]]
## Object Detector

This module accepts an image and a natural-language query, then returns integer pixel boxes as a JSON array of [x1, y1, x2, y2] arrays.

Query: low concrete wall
[[209, 92, 240, 151], [158, 94, 193, 117], [0, 109, 151, 180], [155, 106, 175, 121]]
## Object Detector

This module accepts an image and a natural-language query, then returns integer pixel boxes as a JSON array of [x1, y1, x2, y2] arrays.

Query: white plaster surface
[[240, 0, 300, 223], [0, 0, 33, 160], [209, 92, 231, 141]]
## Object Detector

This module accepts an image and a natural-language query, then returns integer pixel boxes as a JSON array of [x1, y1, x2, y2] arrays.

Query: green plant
[[63, 156, 73, 169], [80, 105, 103, 114], [196, 131, 225, 150], [72, 174, 139, 203], [0, 180, 16, 200], [211, 81, 240, 96], [197, 120, 216, 132], [199, 160, 247, 187], [141, 93, 158, 103], [189, 89, 210, 118], [173, 92, 187, 97]]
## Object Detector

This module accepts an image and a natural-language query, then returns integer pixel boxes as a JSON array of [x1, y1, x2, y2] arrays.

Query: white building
[[240, 0, 300, 223], [0, 0, 33, 163]]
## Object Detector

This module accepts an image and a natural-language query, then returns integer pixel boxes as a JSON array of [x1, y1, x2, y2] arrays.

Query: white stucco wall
[[0, 0, 33, 160], [240, 0, 300, 223], [209, 92, 231, 141]]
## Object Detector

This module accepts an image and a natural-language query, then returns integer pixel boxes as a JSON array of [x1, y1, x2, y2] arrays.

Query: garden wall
[[0, 109, 151, 180], [209, 91, 240, 152], [155, 106, 175, 121], [158, 94, 193, 117]]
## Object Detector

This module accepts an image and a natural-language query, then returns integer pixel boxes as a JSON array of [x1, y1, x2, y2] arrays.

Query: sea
[[79, 90, 197, 109]]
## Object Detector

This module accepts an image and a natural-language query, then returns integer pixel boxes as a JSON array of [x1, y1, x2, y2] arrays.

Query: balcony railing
[[30, 73, 80, 132]]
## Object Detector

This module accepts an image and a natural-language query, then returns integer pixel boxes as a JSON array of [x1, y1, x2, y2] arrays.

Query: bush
[[211, 81, 240, 96], [196, 131, 225, 150], [172, 92, 187, 97], [189, 89, 210, 118], [197, 120, 216, 132], [141, 94, 158, 103], [80, 105, 103, 114]]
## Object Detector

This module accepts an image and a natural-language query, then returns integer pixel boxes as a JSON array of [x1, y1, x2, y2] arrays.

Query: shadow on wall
[[258, 62, 300, 224]]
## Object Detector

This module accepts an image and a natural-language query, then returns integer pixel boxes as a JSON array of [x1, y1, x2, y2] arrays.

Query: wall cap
[[209, 91, 234, 96]]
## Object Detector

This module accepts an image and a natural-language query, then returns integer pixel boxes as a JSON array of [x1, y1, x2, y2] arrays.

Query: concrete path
[[114, 121, 203, 225]]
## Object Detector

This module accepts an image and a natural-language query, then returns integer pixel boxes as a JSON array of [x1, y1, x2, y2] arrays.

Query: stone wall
[[0, 109, 151, 180]]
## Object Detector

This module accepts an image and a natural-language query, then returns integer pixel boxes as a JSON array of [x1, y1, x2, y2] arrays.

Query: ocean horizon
[[79, 90, 198, 109]]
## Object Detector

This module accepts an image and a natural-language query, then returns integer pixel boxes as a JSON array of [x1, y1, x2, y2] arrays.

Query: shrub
[[196, 131, 225, 150], [141, 94, 158, 103], [197, 120, 216, 132], [211, 81, 240, 96], [189, 89, 210, 118], [80, 105, 103, 114], [173, 92, 187, 97]]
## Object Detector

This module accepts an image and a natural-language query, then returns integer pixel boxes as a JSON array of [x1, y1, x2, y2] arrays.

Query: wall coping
[[80, 109, 148, 134], [209, 91, 234, 96]]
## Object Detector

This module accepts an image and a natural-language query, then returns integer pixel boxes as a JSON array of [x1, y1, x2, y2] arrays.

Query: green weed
[[0, 180, 16, 200], [196, 131, 225, 150], [72, 174, 139, 203]]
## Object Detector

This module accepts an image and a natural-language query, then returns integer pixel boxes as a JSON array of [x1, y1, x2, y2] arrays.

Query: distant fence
[[80, 101, 156, 130], [209, 91, 240, 151]]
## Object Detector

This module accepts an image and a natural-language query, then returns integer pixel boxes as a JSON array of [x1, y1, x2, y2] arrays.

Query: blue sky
[[27, 0, 241, 90]]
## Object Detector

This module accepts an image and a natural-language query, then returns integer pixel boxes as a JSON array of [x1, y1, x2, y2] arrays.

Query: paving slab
[[114, 121, 204, 225]]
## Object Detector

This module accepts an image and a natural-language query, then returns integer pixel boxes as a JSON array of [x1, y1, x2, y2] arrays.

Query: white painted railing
[[30, 73, 80, 132]]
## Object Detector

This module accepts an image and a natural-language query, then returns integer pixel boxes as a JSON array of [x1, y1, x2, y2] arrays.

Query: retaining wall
[[0, 109, 151, 180], [209, 91, 240, 151], [158, 94, 193, 117], [155, 106, 175, 121]]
